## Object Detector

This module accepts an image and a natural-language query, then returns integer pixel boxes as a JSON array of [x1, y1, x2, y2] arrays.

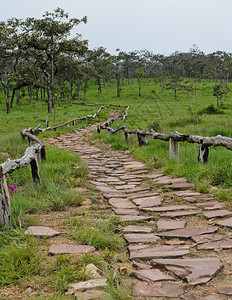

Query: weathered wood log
[[169, 138, 179, 159], [1, 144, 42, 175], [21, 130, 46, 160], [0, 167, 11, 228]]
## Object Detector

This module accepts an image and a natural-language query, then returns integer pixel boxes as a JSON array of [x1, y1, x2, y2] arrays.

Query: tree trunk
[[16, 89, 20, 104], [10, 89, 16, 108], [1, 78, 10, 114], [117, 79, 120, 98]]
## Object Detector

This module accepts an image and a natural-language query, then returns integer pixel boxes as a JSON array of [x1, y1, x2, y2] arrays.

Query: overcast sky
[[1, 0, 232, 55]]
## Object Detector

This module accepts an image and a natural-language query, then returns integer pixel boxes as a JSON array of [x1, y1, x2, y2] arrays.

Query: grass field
[[0, 78, 231, 296]]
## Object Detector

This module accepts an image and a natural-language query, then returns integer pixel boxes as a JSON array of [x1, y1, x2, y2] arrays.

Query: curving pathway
[[46, 121, 232, 299]]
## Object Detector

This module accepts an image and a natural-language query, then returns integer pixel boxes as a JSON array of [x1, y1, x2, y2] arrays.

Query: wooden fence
[[0, 103, 112, 229], [97, 109, 232, 164]]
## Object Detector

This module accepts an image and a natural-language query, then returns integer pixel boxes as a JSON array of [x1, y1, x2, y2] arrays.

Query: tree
[[134, 67, 145, 96], [24, 8, 88, 112]]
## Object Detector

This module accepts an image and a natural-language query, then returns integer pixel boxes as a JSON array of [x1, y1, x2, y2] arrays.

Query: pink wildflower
[[9, 185, 16, 194]]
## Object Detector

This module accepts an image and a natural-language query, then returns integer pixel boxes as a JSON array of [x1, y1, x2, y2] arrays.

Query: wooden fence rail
[[0, 102, 109, 229], [97, 114, 232, 164]]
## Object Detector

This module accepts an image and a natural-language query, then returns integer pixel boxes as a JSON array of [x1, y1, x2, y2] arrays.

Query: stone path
[[42, 122, 232, 299]]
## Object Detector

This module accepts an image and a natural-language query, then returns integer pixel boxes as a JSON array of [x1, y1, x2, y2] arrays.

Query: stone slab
[[154, 178, 187, 185], [96, 177, 120, 182], [173, 190, 200, 197], [130, 170, 149, 175], [125, 187, 150, 194], [49, 244, 95, 255], [109, 198, 136, 209], [157, 220, 186, 232], [123, 225, 153, 233], [132, 261, 151, 270], [142, 205, 196, 212], [160, 210, 201, 218], [196, 201, 224, 210], [216, 217, 232, 228], [68, 279, 107, 291], [133, 196, 163, 208], [203, 210, 232, 219], [197, 239, 232, 250], [158, 227, 218, 238], [130, 269, 174, 282], [103, 193, 127, 199], [113, 208, 139, 215], [151, 258, 223, 285], [115, 184, 136, 190], [127, 192, 159, 200], [191, 234, 224, 244], [218, 287, 232, 295], [119, 215, 152, 222], [129, 244, 189, 260], [25, 226, 61, 237], [123, 233, 160, 243], [132, 282, 184, 297], [168, 182, 192, 190]]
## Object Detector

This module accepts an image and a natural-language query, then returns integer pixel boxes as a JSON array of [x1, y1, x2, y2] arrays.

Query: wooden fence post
[[169, 138, 179, 159], [30, 157, 41, 183], [137, 133, 148, 146], [198, 141, 209, 163], [0, 166, 11, 229], [124, 131, 130, 144], [107, 129, 112, 137]]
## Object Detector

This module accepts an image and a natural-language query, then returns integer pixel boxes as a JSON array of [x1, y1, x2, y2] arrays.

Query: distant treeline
[[1, 8, 231, 113]]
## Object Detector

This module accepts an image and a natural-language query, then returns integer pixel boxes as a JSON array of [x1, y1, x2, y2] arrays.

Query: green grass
[[67, 215, 125, 251]]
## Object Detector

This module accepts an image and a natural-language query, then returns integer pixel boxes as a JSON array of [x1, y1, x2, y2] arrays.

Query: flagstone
[[25, 226, 61, 237], [115, 184, 136, 190], [158, 227, 218, 238], [203, 210, 232, 219], [125, 187, 150, 194], [122, 225, 153, 233], [133, 196, 163, 208], [160, 210, 201, 218], [191, 234, 224, 244], [96, 177, 120, 182], [127, 192, 159, 200], [151, 258, 223, 285], [132, 282, 184, 298], [218, 287, 232, 296], [109, 198, 137, 209], [123, 233, 160, 243], [157, 220, 186, 232], [196, 201, 224, 210], [168, 182, 192, 190], [128, 244, 189, 260], [103, 193, 127, 199], [173, 190, 201, 197], [49, 244, 95, 255], [216, 217, 232, 228], [142, 205, 196, 212], [197, 239, 232, 250], [130, 268, 174, 282], [113, 208, 139, 215], [119, 215, 152, 222], [130, 170, 149, 175], [132, 261, 151, 270]]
